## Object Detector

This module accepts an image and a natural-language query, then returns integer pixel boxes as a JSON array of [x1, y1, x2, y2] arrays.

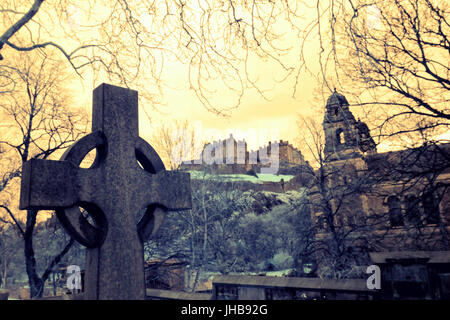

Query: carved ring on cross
[[55, 130, 167, 248]]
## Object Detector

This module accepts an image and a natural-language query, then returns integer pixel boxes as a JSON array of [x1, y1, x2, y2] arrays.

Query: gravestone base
[[0, 290, 10, 300]]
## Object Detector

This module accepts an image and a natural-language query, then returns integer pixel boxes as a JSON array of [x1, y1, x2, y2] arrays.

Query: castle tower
[[323, 90, 376, 162]]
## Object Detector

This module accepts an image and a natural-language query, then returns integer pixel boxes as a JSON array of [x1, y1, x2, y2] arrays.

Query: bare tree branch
[[0, 205, 24, 236]]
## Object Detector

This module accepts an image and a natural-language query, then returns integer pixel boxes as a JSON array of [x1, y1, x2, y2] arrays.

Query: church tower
[[323, 90, 376, 162]]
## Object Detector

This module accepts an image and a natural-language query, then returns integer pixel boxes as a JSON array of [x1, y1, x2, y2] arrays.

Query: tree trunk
[[0, 244, 3, 288], [188, 211, 196, 292], [52, 272, 56, 296], [191, 268, 200, 293], [24, 209, 44, 298], [2, 256, 7, 288]]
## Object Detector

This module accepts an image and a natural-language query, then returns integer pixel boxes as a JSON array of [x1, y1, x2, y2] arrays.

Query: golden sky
[[5, 0, 421, 163], [63, 2, 327, 154], [71, 65, 319, 154]]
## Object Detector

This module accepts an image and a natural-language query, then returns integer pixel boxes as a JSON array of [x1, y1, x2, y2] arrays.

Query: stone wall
[[370, 251, 450, 300], [212, 275, 377, 300], [146, 289, 212, 300]]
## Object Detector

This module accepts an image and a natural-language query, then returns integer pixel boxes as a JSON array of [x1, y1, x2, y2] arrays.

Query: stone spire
[[323, 91, 376, 162]]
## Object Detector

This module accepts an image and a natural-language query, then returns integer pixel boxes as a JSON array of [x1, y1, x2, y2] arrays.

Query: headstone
[[19, 84, 191, 300]]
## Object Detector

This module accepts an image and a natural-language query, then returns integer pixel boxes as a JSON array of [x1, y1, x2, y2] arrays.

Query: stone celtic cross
[[19, 84, 191, 300]]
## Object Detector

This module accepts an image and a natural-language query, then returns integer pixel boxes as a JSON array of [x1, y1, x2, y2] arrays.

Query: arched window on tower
[[317, 214, 326, 230], [336, 128, 345, 145], [387, 196, 403, 227], [422, 192, 440, 225]]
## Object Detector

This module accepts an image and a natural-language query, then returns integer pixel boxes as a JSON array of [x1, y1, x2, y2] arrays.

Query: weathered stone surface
[[0, 289, 9, 300], [20, 83, 191, 300], [212, 275, 375, 300], [146, 289, 212, 300], [370, 251, 450, 299]]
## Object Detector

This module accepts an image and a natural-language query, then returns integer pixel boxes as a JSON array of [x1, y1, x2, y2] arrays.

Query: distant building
[[144, 259, 187, 291]]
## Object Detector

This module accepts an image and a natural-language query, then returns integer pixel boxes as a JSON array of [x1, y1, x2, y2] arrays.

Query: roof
[[326, 91, 349, 107], [370, 251, 450, 264], [356, 119, 370, 133], [212, 275, 370, 292], [145, 259, 187, 267], [366, 142, 450, 176]]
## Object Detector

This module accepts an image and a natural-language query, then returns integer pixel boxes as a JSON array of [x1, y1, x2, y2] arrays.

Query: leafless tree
[[145, 168, 253, 292], [301, 0, 449, 142], [173, 172, 248, 292], [149, 119, 202, 170], [0, 51, 87, 298], [0, 221, 21, 288], [0, 0, 312, 114]]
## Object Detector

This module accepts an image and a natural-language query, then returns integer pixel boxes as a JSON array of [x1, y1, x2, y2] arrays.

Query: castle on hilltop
[[180, 134, 310, 175]]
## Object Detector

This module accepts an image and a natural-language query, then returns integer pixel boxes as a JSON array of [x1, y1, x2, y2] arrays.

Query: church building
[[308, 90, 450, 277]]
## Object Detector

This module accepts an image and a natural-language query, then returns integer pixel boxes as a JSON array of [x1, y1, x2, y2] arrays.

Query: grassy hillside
[[188, 171, 295, 184]]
